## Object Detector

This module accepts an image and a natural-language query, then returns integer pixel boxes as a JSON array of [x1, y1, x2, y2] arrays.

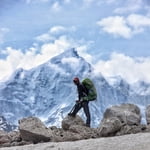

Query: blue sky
[[0, 0, 150, 83]]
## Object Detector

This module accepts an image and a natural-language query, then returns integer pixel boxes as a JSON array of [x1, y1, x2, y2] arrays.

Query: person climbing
[[68, 77, 97, 127]]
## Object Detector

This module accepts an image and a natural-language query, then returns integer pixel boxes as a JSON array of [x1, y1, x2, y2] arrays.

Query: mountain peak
[[50, 48, 80, 64], [69, 48, 79, 57]]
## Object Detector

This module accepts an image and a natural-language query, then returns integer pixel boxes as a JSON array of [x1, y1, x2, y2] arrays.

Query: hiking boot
[[68, 113, 75, 117], [85, 124, 90, 128]]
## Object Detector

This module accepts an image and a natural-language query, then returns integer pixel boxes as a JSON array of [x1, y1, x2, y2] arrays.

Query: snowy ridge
[[0, 48, 150, 129], [0, 116, 16, 132]]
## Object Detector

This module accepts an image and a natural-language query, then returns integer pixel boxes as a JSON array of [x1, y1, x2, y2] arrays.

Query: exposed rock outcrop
[[98, 103, 142, 136], [103, 103, 141, 125], [146, 105, 150, 124], [61, 115, 85, 130], [98, 117, 122, 136], [19, 117, 54, 143]]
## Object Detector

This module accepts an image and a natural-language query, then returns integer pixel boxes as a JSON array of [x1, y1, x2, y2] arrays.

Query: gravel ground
[[1, 132, 150, 150]]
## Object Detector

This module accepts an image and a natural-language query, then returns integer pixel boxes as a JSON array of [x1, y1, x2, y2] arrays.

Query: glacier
[[0, 48, 150, 129]]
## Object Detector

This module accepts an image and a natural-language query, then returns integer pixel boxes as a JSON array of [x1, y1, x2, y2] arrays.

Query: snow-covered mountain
[[0, 48, 150, 129], [0, 116, 16, 132]]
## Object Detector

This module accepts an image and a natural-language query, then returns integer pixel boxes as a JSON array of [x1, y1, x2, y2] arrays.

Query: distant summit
[[50, 48, 80, 64]]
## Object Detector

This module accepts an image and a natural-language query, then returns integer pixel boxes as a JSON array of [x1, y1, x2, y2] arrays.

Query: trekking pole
[[69, 103, 76, 114], [68, 100, 80, 114]]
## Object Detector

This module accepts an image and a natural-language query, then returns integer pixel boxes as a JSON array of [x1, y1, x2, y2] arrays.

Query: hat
[[73, 77, 79, 83]]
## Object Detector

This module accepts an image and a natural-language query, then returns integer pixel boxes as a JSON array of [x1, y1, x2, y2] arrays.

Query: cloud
[[97, 16, 132, 38], [77, 45, 93, 64], [0, 36, 71, 81], [127, 14, 150, 31], [0, 34, 92, 81], [35, 33, 55, 42], [94, 52, 150, 84], [97, 14, 150, 38], [49, 26, 66, 34], [35, 25, 76, 42], [114, 0, 143, 14]]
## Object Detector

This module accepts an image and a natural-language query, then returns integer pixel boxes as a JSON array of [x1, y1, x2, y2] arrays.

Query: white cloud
[[0, 36, 70, 81], [114, 0, 143, 14], [0, 35, 92, 81], [35, 33, 55, 42], [77, 45, 93, 63], [0, 47, 24, 81], [127, 14, 150, 31], [97, 14, 150, 38], [49, 25, 76, 35], [97, 16, 132, 38], [35, 25, 76, 43], [94, 53, 150, 84], [49, 26, 66, 34]]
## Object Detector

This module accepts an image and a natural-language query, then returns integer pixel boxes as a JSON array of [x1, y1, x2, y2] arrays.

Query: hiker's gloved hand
[[76, 100, 80, 103]]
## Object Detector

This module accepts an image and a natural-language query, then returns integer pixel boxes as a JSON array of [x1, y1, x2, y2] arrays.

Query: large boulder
[[98, 117, 122, 137], [98, 104, 142, 137], [146, 105, 150, 124], [19, 117, 54, 143], [103, 103, 141, 125], [61, 115, 85, 130], [61, 115, 98, 140]]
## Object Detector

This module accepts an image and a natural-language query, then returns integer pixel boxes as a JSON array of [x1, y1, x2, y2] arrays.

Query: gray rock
[[49, 126, 82, 142], [103, 103, 141, 125], [19, 117, 53, 143], [145, 105, 150, 124], [98, 117, 122, 137], [61, 115, 84, 130], [69, 125, 98, 139], [0, 130, 11, 145], [116, 124, 147, 136]]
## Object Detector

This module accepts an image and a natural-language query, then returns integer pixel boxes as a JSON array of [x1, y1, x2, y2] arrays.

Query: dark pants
[[71, 101, 91, 127]]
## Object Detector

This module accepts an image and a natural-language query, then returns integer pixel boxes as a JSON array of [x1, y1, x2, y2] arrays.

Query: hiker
[[68, 77, 97, 127]]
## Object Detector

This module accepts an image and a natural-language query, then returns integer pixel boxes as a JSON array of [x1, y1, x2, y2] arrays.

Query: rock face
[[103, 103, 141, 125], [98, 103, 142, 136], [19, 117, 53, 143], [98, 117, 122, 136], [146, 105, 150, 124], [61, 115, 85, 130]]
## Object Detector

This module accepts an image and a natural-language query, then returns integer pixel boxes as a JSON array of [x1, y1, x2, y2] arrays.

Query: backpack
[[82, 78, 97, 101]]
